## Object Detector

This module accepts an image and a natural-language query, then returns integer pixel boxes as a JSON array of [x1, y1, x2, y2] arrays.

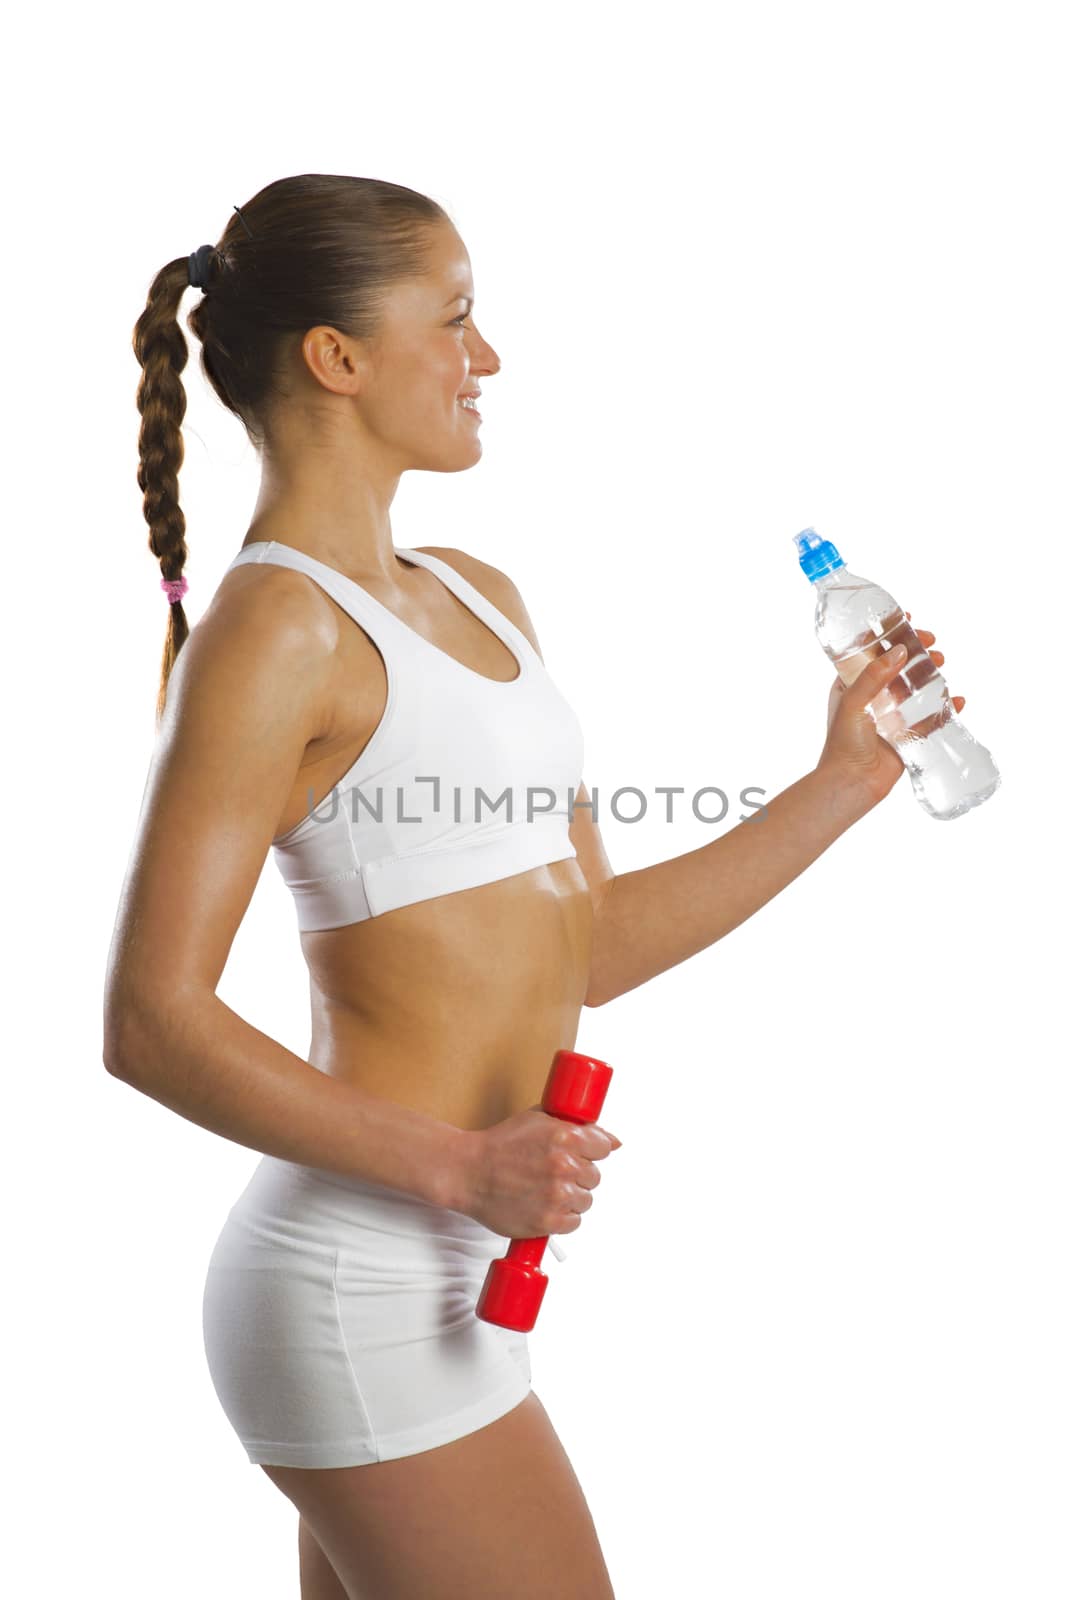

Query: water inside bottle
[[827, 604, 999, 819], [829, 606, 949, 742]]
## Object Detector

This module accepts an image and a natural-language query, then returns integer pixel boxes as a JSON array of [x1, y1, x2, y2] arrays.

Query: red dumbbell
[[475, 1048, 614, 1332]]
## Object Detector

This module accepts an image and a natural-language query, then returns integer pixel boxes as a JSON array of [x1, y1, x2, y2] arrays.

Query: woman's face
[[354, 222, 501, 474]]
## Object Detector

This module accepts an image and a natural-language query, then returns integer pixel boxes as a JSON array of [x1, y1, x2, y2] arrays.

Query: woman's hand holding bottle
[[817, 614, 964, 806]]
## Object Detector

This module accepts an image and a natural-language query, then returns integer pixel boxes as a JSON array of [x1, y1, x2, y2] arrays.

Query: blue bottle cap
[[793, 527, 845, 581]]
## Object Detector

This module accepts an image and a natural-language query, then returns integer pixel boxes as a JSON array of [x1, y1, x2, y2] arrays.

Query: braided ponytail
[[131, 250, 203, 726], [130, 176, 447, 726]]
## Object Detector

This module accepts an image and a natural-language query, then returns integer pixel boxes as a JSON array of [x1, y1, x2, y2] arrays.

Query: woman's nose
[[469, 324, 501, 375]]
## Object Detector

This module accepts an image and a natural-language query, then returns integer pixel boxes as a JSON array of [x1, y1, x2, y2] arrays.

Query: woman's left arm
[[582, 618, 964, 1008], [455, 554, 962, 1011]]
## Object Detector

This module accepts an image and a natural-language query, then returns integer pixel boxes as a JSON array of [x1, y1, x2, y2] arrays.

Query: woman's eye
[[451, 314, 469, 329]]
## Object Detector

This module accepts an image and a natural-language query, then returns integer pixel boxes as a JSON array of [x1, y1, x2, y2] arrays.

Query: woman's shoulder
[[412, 545, 543, 660], [411, 543, 506, 588], [207, 553, 344, 652]]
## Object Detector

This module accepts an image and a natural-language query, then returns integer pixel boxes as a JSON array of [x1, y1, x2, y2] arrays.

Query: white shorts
[[201, 1155, 532, 1468]]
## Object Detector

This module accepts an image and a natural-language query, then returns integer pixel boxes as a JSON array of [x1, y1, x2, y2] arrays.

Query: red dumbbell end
[[476, 1238, 550, 1331]]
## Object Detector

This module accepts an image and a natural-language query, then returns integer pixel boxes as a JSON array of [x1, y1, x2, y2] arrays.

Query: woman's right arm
[[101, 571, 464, 1208]]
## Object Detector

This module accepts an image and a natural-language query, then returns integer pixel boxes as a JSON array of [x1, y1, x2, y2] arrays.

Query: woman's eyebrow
[[444, 294, 474, 310]]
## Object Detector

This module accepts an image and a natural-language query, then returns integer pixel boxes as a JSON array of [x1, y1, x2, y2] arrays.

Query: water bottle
[[793, 528, 1000, 820]]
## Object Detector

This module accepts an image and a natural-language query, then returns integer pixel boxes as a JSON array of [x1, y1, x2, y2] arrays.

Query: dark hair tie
[[187, 243, 215, 289], [188, 206, 254, 289]]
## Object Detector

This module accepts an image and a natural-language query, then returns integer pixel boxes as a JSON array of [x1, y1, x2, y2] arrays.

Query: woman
[[104, 173, 963, 1600]]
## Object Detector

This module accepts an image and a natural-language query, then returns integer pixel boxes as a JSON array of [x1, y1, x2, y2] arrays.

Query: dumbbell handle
[[475, 1048, 613, 1332]]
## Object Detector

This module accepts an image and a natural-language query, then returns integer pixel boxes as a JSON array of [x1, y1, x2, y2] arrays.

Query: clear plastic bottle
[[793, 528, 1000, 820]]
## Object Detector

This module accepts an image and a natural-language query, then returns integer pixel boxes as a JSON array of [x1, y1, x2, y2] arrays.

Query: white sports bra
[[225, 540, 584, 931]]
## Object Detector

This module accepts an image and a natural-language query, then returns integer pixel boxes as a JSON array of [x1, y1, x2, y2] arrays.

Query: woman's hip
[[199, 1154, 531, 1466]]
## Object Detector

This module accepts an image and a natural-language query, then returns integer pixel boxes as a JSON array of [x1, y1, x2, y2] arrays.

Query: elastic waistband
[[231, 1155, 499, 1247]]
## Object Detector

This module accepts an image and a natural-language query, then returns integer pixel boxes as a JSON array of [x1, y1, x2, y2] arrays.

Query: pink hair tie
[[160, 575, 189, 604]]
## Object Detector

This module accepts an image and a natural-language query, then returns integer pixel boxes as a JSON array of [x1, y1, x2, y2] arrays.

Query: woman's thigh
[[298, 1516, 349, 1600], [264, 1390, 615, 1600]]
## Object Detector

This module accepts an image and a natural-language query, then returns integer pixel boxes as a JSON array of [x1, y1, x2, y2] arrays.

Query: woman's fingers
[[898, 614, 963, 712]]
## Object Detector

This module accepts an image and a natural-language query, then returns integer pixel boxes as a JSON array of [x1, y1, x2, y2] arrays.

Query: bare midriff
[[235, 537, 597, 1134], [302, 857, 594, 1131]]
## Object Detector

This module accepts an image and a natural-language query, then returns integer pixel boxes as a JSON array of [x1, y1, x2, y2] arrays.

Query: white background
[[5, 1, 1065, 1595]]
